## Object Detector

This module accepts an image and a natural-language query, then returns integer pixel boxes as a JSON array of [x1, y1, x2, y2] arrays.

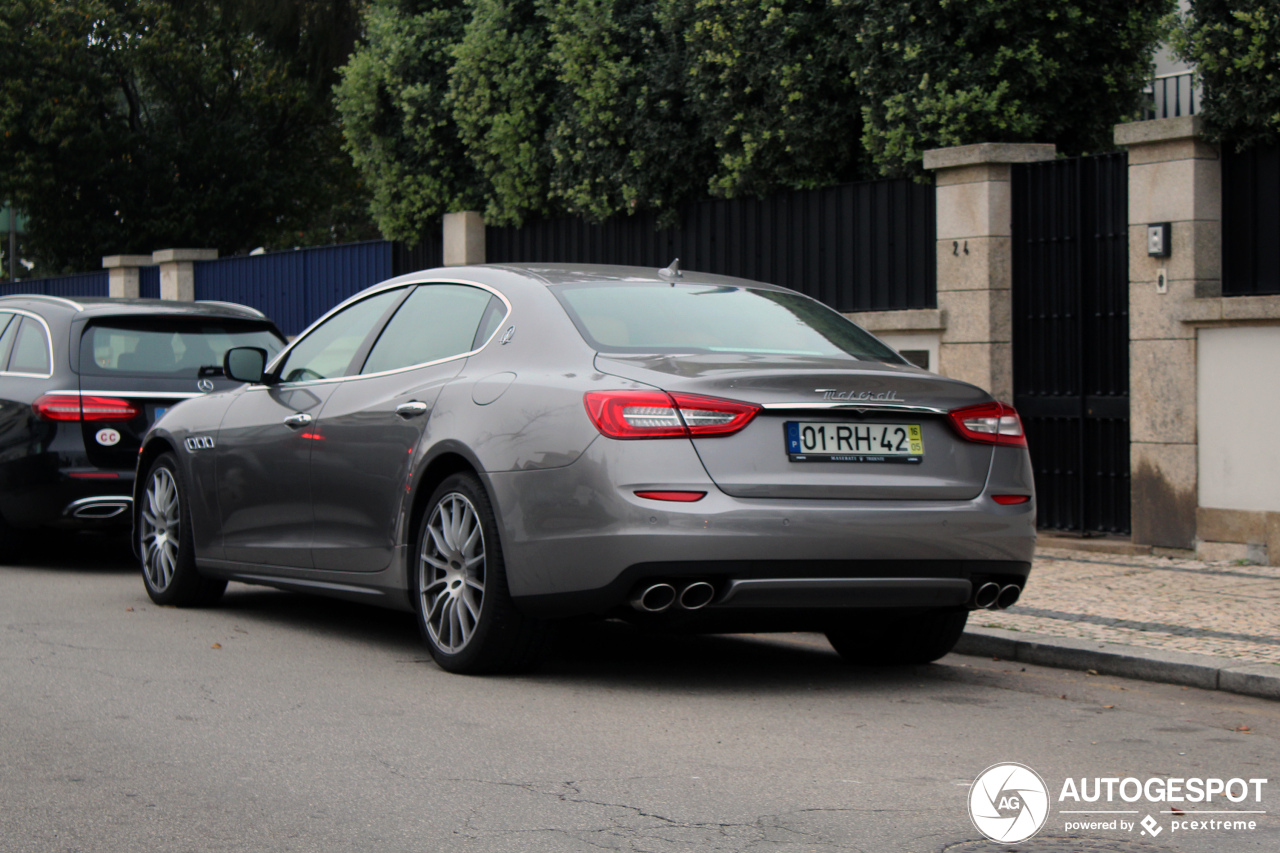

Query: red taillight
[[992, 495, 1030, 505], [634, 490, 707, 502], [33, 394, 140, 422], [584, 391, 760, 439], [947, 402, 1027, 448]]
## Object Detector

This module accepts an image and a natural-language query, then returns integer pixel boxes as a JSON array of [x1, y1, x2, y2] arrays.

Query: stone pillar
[[923, 142, 1057, 401], [152, 248, 217, 301], [1114, 116, 1220, 550], [443, 211, 485, 266], [101, 255, 152, 298]]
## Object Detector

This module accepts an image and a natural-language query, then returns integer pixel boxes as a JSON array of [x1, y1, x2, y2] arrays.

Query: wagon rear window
[[552, 282, 904, 363], [80, 321, 285, 377]]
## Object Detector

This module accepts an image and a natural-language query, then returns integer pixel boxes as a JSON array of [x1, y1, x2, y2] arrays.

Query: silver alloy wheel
[[419, 492, 487, 653], [141, 467, 181, 592]]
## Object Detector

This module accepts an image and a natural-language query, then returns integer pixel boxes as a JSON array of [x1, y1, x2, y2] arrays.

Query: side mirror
[[224, 347, 268, 384]]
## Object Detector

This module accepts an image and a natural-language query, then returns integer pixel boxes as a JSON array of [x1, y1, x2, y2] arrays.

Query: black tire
[[412, 473, 547, 674], [138, 453, 226, 606], [826, 608, 969, 666]]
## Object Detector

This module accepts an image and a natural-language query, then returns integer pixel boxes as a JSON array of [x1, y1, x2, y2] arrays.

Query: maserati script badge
[[814, 389, 903, 402]]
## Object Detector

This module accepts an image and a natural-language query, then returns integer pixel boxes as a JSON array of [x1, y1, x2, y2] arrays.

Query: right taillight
[[33, 394, 140, 422], [584, 391, 760, 439], [947, 401, 1027, 448]]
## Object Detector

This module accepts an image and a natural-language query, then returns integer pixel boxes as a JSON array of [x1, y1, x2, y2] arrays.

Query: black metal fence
[[1012, 152, 1131, 535], [1, 178, 931, 334], [0, 269, 109, 298], [488, 177, 937, 313], [1222, 142, 1280, 296]]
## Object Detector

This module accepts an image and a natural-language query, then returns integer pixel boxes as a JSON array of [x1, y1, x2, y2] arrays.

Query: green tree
[[1174, 0, 1280, 149], [336, 0, 478, 242], [685, 0, 866, 197], [851, 0, 1174, 177], [545, 0, 711, 222], [0, 0, 371, 272], [448, 0, 554, 225]]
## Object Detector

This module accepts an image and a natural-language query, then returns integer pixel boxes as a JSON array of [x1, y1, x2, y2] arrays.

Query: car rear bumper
[[0, 457, 135, 528], [486, 439, 1036, 619]]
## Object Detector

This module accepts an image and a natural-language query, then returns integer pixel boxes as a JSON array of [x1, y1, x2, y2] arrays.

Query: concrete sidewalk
[[955, 543, 1280, 701]]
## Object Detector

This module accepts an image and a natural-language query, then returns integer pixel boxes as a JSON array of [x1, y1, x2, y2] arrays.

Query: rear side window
[[0, 313, 18, 368], [8, 317, 51, 375], [80, 321, 285, 377], [361, 285, 498, 375], [552, 282, 905, 363]]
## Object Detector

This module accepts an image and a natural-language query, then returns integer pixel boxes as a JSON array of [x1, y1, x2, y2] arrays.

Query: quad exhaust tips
[[630, 581, 716, 613], [972, 582, 1022, 611]]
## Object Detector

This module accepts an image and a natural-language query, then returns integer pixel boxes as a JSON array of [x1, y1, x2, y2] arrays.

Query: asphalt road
[[2, 534, 1277, 853]]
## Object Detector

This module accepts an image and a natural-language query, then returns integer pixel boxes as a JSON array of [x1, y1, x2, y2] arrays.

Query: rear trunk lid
[[595, 353, 995, 500]]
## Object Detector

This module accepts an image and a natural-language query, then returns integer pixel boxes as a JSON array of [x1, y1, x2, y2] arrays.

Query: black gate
[[1012, 153, 1130, 535]]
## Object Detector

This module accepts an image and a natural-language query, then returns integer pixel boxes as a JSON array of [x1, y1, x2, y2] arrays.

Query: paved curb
[[955, 626, 1280, 702]]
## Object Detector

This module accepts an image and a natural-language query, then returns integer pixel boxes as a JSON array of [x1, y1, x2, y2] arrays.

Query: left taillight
[[584, 391, 760, 439], [33, 394, 140, 422], [947, 401, 1027, 448]]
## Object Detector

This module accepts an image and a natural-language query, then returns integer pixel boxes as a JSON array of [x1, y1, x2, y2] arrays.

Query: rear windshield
[[552, 282, 905, 363], [79, 321, 285, 377]]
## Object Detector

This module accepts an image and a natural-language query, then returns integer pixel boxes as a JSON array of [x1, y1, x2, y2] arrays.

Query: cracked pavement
[[1, 535, 1278, 853]]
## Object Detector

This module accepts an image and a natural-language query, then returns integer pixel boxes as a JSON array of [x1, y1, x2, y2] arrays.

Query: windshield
[[80, 321, 286, 377], [552, 282, 905, 363]]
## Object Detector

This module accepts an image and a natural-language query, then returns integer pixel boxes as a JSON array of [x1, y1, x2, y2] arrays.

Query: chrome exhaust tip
[[996, 584, 1022, 609], [677, 581, 715, 611], [630, 583, 677, 613], [64, 496, 132, 520], [973, 582, 1001, 610]]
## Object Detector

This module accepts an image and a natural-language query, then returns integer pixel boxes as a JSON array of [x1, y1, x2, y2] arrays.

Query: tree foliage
[[448, 0, 554, 225], [685, 0, 864, 197], [341, 0, 1173, 234], [1174, 0, 1280, 149], [0, 0, 371, 272], [850, 0, 1174, 177], [545, 0, 709, 222], [336, 0, 479, 241]]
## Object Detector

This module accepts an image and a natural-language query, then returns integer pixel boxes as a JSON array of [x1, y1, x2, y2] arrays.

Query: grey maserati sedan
[[134, 263, 1035, 673]]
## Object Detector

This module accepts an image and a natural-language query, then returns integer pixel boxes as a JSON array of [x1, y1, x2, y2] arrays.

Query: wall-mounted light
[[1147, 222, 1171, 257]]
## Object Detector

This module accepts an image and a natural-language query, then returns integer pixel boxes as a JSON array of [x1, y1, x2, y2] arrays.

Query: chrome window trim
[[264, 279, 513, 388], [759, 401, 951, 415], [46, 389, 206, 399], [0, 309, 55, 379]]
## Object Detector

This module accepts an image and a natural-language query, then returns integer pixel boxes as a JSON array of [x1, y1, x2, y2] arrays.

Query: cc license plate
[[786, 421, 924, 463]]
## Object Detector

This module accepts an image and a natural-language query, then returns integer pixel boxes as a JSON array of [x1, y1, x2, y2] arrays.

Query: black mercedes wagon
[[0, 295, 284, 554]]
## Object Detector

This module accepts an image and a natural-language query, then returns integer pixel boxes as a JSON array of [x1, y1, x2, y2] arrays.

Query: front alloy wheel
[[138, 453, 225, 607]]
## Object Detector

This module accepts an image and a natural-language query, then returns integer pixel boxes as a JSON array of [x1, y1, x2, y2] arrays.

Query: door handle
[[395, 401, 429, 418], [283, 412, 313, 428]]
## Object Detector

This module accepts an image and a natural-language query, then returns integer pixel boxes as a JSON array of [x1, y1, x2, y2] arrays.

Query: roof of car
[[484, 262, 792, 292], [0, 295, 270, 322]]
